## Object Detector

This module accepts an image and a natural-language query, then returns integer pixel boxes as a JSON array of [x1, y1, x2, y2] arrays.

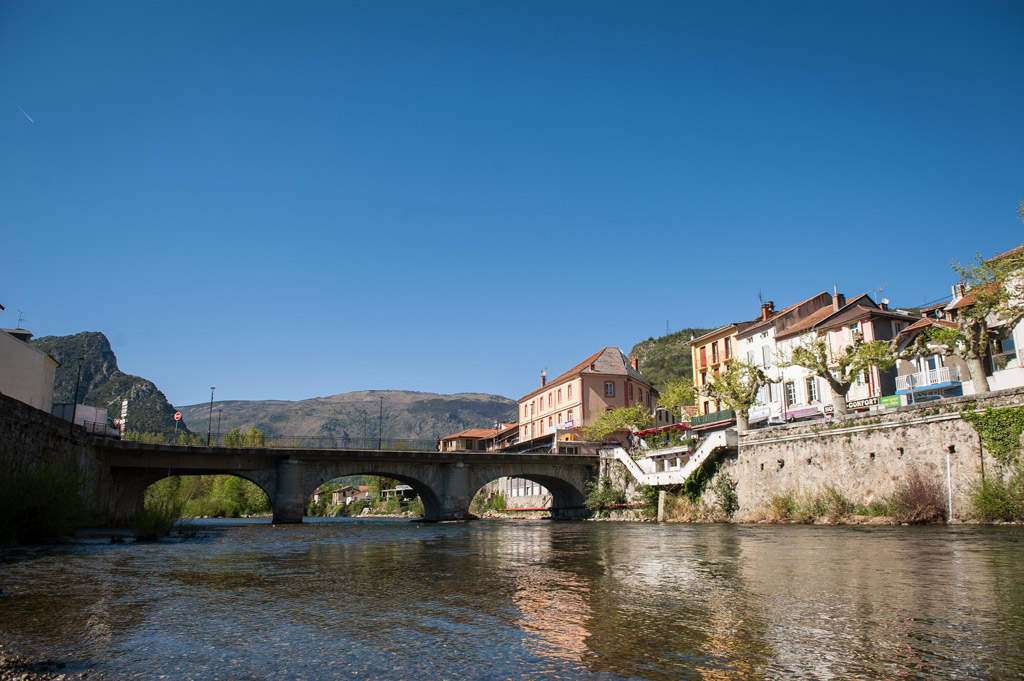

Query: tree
[[785, 333, 895, 417], [658, 379, 696, 421], [696, 359, 774, 431], [580, 405, 653, 442], [222, 427, 266, 448], [924, 233, 1024, 393]]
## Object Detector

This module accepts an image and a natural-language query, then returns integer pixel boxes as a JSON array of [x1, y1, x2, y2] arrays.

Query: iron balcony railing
[[690, 409, 735, 427], [896, 366, 960, 392]]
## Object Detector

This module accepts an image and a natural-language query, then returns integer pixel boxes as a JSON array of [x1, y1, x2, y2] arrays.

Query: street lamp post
[[378, 396, 384, 450], [207, 387, 216, 446], [70, 356, 85, 434]]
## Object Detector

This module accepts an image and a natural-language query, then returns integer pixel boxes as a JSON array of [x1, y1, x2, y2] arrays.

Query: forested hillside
[[628, 327, 715, 391]]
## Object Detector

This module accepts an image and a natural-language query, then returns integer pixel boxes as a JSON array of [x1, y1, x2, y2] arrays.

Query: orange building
[[516, 347, 655, 449]]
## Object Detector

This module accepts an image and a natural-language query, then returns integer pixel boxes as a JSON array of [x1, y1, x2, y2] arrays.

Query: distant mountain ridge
[[176, 390, 517, 442]]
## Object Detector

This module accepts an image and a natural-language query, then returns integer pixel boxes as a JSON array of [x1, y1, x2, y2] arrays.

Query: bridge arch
[[467, 465, 591, 519], [109, 468, 277, 524], [304, 462, 447, 521]]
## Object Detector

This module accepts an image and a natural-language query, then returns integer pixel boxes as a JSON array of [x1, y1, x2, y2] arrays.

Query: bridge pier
[[438, 461, 471, 521], [272, 459, 306, 523]]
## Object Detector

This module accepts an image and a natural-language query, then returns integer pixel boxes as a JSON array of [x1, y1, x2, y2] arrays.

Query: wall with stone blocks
[[727, 388, 1024, 521], [0, 392, 112, 515]]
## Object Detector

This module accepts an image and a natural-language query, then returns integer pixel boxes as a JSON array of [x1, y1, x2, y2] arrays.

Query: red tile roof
[[441, 428, 497, 441]]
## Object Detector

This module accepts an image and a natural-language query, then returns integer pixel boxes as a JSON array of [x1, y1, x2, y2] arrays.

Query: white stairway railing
[[602, 429, 738, 487]]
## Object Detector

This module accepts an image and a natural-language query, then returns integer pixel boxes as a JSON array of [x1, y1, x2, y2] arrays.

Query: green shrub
[[635, 485, 660, 519], [710, 471, 739, 517], [0, 462, 88, 546], [815, 485, 855, 522], [968, 463, 1024, 522], [132, 503, 181, 541], [585, 477, 627, 518]]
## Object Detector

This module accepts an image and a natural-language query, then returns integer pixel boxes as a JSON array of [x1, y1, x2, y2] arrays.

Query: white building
[[0, 328, 59, 413]]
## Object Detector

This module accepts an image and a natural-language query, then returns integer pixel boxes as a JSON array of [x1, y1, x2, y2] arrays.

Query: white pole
[[946, 448, 954, 522]]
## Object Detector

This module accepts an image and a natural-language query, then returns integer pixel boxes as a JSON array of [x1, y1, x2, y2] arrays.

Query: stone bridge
[[94, 439, 599, 522]]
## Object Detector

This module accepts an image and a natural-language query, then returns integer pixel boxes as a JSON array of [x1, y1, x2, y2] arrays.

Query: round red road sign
[[174, 412, 181, 421]]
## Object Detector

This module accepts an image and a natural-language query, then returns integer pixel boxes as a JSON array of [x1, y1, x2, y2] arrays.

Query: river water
[[1, 519, 1022, 680]]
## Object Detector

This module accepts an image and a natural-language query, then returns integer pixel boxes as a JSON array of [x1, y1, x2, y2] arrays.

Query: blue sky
[[2, 1, 1022, 407]]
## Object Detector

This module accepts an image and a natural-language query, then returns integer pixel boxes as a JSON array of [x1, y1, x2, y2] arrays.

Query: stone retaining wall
[[727, 387, 1024, 521], [0, 392, 112, 516]]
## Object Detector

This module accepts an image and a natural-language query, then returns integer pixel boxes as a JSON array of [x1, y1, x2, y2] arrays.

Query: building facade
[[0, 328, 59, 413]]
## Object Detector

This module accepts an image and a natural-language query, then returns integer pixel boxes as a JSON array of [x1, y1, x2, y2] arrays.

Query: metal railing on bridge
[[123, 433, 441, 451]]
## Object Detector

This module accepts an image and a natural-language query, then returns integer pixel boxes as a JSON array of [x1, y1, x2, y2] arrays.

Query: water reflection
[[1, 521, 1022, 680]]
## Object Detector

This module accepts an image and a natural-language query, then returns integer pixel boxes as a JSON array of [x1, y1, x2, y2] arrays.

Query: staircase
[[601, 429, 738, 487]]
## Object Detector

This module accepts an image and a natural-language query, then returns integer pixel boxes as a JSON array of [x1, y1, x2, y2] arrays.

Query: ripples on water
[[1, 520, 1022, 680]]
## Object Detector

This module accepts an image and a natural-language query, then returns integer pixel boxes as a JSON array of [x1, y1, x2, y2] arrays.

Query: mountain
[[31, 332, 187, 434], [176, 391, 517, 442], [628, 327, 715, 391]]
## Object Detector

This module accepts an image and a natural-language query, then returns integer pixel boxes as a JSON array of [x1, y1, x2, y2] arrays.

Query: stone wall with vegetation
[[0, 392, 115, 543], [728, 388, 1024, 521]]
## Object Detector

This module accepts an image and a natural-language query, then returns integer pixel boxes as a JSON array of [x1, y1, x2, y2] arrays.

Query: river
[[1, 519, 1022, 680]]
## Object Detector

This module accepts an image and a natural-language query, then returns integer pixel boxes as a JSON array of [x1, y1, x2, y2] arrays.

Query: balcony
[[691, 409, 735, 428], [895, 366, 961, 393]]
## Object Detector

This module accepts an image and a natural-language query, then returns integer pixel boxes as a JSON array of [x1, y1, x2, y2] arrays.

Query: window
[[699, 347, 707, 367], [548, 392, 553, 408], [646, 391, 651, 407], [700, 371, 707, 386], [712, 342, 719, 363], [785, 381, 797, 406], [762, 345, 771, 367], [747, 350, 755, 365], [628, 384, 634, 400], [724, 338, 732, 359], [703, 400, 710, 414], [558, 389, 562, 404], [568, 409, 574, 422], [568, 384, 573, 400], [605, 381, 615, 397], [769, 383, 778, 402], [806, 377, 819, 403], [548, 416, 553, 427]]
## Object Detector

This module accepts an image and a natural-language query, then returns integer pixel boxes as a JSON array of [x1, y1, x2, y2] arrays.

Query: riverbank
[[0, 648, 103, 681]]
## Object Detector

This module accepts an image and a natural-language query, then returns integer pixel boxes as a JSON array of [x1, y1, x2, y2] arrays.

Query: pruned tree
[[924, 230, 1024, 393], [784, 333, 895, 417], [580, 405, 653, 442], [696, 359, 774, 431]]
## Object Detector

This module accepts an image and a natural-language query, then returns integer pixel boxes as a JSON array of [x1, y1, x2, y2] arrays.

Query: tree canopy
[[580, 405, 653, 441], [785, 333, 895, 416], [696, 359, 774, 430]]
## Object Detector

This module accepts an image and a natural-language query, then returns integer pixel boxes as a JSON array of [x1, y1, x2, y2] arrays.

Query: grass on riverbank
[[757, 469, 947, 524], [968, 462, 1024, 522], [0, 462, 88, 546]]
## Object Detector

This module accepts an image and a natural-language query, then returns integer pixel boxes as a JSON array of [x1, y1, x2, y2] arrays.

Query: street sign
[[174, 412, 181, 421]]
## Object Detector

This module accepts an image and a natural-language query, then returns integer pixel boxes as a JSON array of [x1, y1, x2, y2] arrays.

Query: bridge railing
[[125, 433, 442, 451]]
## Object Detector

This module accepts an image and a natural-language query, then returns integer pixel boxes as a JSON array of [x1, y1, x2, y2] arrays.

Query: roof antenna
[[16, 310, 26, 329]]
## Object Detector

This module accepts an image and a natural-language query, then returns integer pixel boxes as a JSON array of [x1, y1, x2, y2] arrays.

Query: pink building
[[516, 347, 655, 449]]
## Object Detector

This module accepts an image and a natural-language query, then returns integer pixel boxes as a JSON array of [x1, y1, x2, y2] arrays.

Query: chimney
[[540, 370, 547, 387], [761, 301, 775, 321], [631, 358, 639, 370], [833, 292, 846, 312]]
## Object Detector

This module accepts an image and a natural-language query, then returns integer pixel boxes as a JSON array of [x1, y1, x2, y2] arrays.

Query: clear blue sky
[[2, 1, 1022, 407]]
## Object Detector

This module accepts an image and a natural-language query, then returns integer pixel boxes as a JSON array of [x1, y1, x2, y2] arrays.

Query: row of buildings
[[689, 252, 1024, 430]]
